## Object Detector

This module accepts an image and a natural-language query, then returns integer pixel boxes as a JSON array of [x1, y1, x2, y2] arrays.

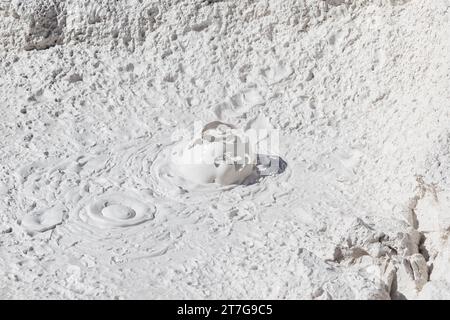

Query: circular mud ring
[[80, 193, 155, 228]]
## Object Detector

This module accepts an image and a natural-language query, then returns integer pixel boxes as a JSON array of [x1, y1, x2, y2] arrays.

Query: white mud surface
[[1, 0, 449, 299]]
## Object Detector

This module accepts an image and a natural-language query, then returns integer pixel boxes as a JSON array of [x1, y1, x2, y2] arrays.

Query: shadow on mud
[[243, 154, 287, 185]]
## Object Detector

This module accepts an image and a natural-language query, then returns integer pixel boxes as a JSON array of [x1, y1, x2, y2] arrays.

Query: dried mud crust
[[0, 0, 449, 299], [1, 0, 413, 51]]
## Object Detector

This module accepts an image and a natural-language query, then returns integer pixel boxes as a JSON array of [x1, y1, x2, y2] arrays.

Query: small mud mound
[[21, 205, 66, 234]]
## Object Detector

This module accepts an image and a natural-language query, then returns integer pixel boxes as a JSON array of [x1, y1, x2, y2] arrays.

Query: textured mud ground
[[1, 0, 450, 299]]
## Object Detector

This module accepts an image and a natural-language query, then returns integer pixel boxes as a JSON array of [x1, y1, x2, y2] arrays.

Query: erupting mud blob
[[21, 205, 66, 233], [171, 121, 256, 185], [80, 193, 155, 228]]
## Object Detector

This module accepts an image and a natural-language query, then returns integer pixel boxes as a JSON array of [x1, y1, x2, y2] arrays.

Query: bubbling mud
[[170, 121, 256, 186]]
